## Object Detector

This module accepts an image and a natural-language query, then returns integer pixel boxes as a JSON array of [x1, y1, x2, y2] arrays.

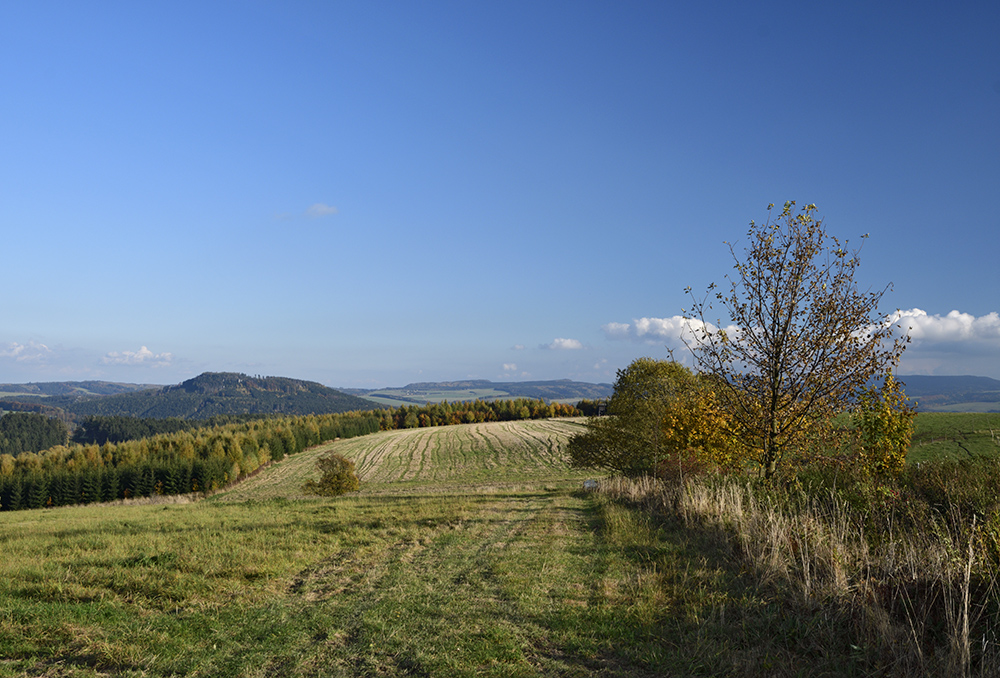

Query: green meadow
[[360, 388, 510, 408], [2, 414, 1000, 677], [1, 419, 680, 677], [907, 412, 1000, 462]]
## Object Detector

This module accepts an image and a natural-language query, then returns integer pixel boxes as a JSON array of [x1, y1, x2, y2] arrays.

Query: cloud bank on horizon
[[604, 309, 1000, 378], [100, 346, 174, 368]]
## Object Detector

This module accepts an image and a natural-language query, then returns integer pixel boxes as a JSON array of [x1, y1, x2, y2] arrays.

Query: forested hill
[[65, 373, 379, 419]]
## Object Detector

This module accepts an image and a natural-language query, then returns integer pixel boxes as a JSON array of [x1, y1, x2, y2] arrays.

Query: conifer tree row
[[0, 399, 578, 511]]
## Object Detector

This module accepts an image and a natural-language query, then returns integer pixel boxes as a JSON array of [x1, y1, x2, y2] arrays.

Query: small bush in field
[[303, 453, 359, 496]]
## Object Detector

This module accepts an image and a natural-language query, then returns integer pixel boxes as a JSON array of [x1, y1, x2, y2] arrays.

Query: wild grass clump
[[594, 456, 1000, 677]]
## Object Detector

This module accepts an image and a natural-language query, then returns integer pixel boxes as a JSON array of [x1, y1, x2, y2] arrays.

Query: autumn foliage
[[568, 358, 737, 477], [852, 373, 916, 476], [685, 202, 909, 477]]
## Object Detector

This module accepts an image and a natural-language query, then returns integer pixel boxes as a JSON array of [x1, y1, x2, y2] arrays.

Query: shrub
[[303, 452, 359, 496], [568, 358, 736, 476], [852, 373, 916, 476]]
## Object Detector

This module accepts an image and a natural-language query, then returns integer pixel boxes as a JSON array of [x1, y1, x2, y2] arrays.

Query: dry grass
[[594, 474, 1000, 677]]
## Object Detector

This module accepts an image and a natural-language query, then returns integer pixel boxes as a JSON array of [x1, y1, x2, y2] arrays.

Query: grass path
[[0, 483, 714, 676]]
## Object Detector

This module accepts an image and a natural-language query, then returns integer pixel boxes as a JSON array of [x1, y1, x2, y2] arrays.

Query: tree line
[[71, 414, 272, 445], [377, 398, 579, 430], [0, 398, 580, 511]]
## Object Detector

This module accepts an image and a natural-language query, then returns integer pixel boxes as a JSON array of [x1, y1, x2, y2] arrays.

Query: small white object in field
[[583, 479, 599, 491]]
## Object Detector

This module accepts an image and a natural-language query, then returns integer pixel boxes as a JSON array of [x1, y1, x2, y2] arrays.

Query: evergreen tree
[[103, 467, 120, 501], [5, 476, 23, 511], [81, 468, 103, 504], [26, 474, 49, 509]]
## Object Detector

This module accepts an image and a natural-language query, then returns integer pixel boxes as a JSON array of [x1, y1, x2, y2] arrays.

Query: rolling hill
[[343, 378, 613, 407], [65, 372, 379, 419], [0, 380, 158, 398], [0, 373, 378, 421], [898, 374, 1000, 412]]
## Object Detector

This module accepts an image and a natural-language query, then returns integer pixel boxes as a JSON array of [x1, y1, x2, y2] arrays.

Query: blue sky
[[2, 1, 998, 388]]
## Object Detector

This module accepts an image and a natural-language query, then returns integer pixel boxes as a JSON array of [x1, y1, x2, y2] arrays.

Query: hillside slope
[[345, 378, 613, 406], [216, 417, 589, 502], [0, 380, 158, 397], [67, 372, 378, 419]]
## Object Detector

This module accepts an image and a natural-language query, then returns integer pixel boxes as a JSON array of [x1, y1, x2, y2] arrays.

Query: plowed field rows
[[218, 418, 591, 502]]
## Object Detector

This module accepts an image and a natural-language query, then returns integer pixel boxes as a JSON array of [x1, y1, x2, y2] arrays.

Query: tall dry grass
[[594, 473, 1000, 677]]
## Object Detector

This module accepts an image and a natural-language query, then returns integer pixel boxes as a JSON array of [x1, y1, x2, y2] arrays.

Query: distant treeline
[[0, 412, 219, 456], [574, 399, 607, 417], [71, 414, 269, 446], [380, 398, 579, 429], [0, 398, 580, 511], [0, 413, 70, 457]]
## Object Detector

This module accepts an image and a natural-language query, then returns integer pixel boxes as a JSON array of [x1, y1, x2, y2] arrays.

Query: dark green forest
[[0, 413, 69, 457]]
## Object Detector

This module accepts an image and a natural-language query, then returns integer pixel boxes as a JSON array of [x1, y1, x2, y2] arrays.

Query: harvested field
[[216, 417, 591, 502]]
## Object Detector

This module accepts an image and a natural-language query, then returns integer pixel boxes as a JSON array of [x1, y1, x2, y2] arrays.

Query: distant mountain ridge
[[0, 373, 377, 420], [344, 378, 613, 406], [0, 381, 157, 397], [897, 375, 1000, 412], [347, 375, 999, 411], [2, 373, 996, 417]]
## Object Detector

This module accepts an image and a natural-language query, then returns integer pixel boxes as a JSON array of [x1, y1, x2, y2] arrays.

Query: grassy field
[[218, 419, 590, 503], [3, 414, 1000, 677], [360, 388, 511, 408], [907, 412, 1000, 462], [1, 418, 698, 677]]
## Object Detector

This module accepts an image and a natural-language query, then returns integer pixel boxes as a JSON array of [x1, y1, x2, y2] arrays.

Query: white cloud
[[503, 363, 518, 372], [602, 316, 729, 347], [101, 346, 173, 367], [305, 203, 338, 218], [543, 338, 584, 350], [512, 344, 525, 351], [0, 341, 52, 363], [604, 309, 1000, 378], [602, 322, 632, 339], [886, 309, 1000, 377], [890, 309, 1000, 345]]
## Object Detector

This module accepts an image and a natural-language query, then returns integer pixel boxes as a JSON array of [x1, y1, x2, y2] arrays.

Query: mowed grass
[[1, 418, 740, 677], [363, 388, 509, 407], [218, 419, 592, 503], [906, 411, 1000, 462], [7, 415, 994, 677]]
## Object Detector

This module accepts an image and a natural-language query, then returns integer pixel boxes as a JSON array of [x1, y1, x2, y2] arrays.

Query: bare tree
[[684, 201, 908, 478]]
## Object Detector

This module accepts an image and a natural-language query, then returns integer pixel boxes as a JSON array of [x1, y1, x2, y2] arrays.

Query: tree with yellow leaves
[[852, 373, 915, 476], [567, 358, 736, 476], [685, 202, 909, 478]]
